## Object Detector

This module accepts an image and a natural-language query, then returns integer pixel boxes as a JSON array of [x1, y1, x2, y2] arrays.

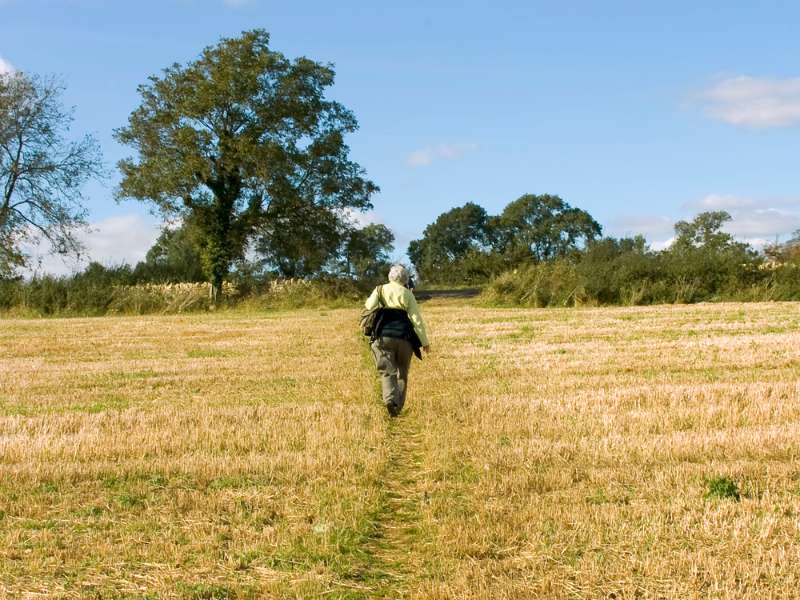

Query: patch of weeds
[[586, 488, 610, 505], [76, 505, 107, 518], [37, 481, 59, 494], [82, 394, 130, 414], [704, 476, 741, 501], [435, 459, 479, 485], [147, 474, 169, 488], [269, 376, 298, 389], [116, 491, 147, 509], [21, 518, 58, 530], [764, 326, 788, 334], [0, 400, 32, 416], [207, 475, 263, 490], [234, 549, 262, 571], [503, 324, 537, 342], [96, 369, 158, 384], [176, 582, 238, 600]]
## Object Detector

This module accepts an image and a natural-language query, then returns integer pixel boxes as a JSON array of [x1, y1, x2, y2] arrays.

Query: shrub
[[704, 476, 741, 501]]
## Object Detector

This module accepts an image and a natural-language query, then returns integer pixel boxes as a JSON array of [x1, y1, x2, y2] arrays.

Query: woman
[[364, 264, 431, 416]]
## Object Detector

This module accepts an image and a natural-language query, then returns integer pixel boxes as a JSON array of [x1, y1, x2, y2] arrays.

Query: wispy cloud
[[23, 214, 161, 276], [406, 143, 478, 168], [340, 207, 381, 228], [0, 56, 14, 75], [613, 195, 800, 251], [697, 75, 800, 128], [686, 194, 800, 242]]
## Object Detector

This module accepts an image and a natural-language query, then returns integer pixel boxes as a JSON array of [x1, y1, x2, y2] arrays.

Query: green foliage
[[704, 476, 741, 501], [408, 195, 601, 285], [576, 236, 662, 305], [132, 220, 206, 283], [0, 271, 367, 316], [482, 211, 800, 307], [491, 194, 602, 262], [255, 198, 346, 278], [663, 211, 762, 302], [115, 29, 377, 300], [340, 223, 394, 285], [0, 263, 135, 316], [409, 202, 493, 283], [481, 262, 585, 307]]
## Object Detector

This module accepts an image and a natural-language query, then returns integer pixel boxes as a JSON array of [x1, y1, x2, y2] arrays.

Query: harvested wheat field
[[2, 301, 800, 598]]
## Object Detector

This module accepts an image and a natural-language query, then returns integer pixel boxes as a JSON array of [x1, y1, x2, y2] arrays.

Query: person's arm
[[364, 286, 381, 310], [401, 290, 430, 348]]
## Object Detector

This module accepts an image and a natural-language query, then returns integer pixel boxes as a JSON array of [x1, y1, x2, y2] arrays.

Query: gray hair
[[388, 264, 410, 285]]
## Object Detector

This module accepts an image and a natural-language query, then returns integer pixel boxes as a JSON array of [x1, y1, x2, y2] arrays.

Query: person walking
[[364, 264, 430, 417]]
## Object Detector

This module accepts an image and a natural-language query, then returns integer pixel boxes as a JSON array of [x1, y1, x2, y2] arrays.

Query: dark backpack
[[359, 285, 385, 340]]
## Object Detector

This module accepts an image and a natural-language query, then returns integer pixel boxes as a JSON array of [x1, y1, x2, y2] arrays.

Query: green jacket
[[364, 281, 430, 347]]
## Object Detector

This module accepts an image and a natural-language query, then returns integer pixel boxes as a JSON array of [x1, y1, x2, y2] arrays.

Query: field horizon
[[3, 300, 800, 598]]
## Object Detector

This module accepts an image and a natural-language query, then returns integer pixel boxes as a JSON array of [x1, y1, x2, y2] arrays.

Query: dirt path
[[348, 342, 429, 598], [362, 416, 427, 597]]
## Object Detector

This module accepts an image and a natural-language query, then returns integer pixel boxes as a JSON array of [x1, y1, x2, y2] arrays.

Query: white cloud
[[340, 207, 381, 228], [612, 195, 800, 251], [607, 215, 674, 239], [406, 143, 478, 168], [688, 194, 755, 210], [23, 214, 161, 276], [0, 56, 14, 75], [698, 75, 800, 128]]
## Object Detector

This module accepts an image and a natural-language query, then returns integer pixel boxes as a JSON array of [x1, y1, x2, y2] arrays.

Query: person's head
[[388, 264, 410, 287]]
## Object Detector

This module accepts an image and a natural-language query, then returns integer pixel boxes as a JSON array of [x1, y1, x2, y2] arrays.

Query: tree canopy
[[492, 194, 601, 262], [408, 195, 601, 283], [115, 29, 378, 300]]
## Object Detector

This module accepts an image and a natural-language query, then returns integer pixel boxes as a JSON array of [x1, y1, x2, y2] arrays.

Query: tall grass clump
[[237, 277, 363, 310], [0, 265, 366, 317], [480, 263, 586, 307]]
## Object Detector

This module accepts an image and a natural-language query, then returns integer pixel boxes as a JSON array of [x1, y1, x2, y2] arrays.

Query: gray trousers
[[371, 336, 413, 415]]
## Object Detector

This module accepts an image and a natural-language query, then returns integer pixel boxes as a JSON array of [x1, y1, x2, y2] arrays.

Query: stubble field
[[2, 301, 800, 598]]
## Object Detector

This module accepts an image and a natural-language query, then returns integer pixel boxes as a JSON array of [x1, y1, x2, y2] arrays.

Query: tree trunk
[[210, 275, 223, 307]]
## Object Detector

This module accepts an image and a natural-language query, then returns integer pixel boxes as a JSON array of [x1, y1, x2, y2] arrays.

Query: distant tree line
[[410, 197, 800, 306]]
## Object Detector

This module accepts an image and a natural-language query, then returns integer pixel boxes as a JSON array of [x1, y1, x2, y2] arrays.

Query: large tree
[[0, 71, 103, 277], [115, 30, 377, 301], [492, 194, 601, 262], [407, 202, 491, 281], [341, 222, 394, 282], [663, 210, 759, 298]]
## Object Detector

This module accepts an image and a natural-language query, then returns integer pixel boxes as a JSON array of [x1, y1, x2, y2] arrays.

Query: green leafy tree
[[664, 211, 760, 300], [492, 194, 601, 262], [115, 30, 377, 302], [341, 223, 394, 282], [408, 202, 491, 282], [133, 219, 206, 283], [0, 71, 103, 277]]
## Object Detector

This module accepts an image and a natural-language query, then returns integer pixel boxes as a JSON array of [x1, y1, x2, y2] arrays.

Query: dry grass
[[2, 301, 800, 598]]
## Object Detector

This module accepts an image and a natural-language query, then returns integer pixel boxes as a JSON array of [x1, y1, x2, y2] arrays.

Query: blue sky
[[3, 0, 800, 272]]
